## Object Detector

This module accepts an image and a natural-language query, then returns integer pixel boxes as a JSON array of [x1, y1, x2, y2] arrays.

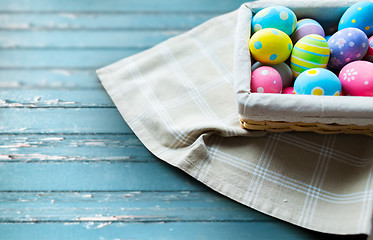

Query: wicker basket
[[234, 1, 373, 136], [240, 119, 373, 136]]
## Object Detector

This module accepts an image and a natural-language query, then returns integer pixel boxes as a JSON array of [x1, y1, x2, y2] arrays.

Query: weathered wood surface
[[0, 0, 242, 12], [0, 0, 367, 239]]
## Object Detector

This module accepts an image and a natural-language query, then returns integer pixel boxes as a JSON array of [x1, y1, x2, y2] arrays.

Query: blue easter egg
[[294, 68, 341, 96], [338, 1, 373, 36], [252, 6, 297, 36]]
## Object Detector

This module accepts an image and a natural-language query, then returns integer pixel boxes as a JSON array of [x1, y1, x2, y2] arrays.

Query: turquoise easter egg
[[294, 68, 341, 96], [290, 34, 330, 77], [338, 1, 373, 36], [252, 6, 297, 36]]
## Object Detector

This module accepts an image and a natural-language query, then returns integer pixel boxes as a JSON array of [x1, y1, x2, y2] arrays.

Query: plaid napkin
[[97, 5, 373, 235]]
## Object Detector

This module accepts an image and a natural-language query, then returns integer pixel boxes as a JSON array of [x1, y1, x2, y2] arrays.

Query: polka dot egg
[[290, 34, 330, 78], [249, 28, 293, 65], [251, 62, 293, 88], [364, 35, 373, 62], [291, 18, 325, 44], [339, 60, 373, 96], [338, 1, 373, 37], [294, 68, 341, 96], [327, 28, 369, 71], [251, 66, 283, 93], [252, 6, 297, 36]]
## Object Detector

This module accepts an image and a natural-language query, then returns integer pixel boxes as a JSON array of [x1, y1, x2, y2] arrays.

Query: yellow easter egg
[[249, 28, 293, 64]]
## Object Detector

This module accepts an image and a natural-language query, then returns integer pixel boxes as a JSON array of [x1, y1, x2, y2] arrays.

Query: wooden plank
[[0, 222, 359, 240], [0, 134, 154, 162], [0, 108, 131, 134], [0, 89, 114, 107], [0, 69, 100, 88], [0, 162, 203, 191], [2, 30, 182, 48], [0, 191, 271, 222], [0, 49, 139, 68], [0, 13, 216, 30], [0, 0, 243, 12]]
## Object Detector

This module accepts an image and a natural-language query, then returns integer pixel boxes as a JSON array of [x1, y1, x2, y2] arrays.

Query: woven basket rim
[[240, 118, 373, 136]]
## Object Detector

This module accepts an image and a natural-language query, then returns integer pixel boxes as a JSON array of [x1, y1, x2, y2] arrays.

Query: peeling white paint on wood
[[40, 137, 65, 141], [0, 155, 12, 160], [0, 134, 154, 162], [0, 143, 31, 148], [94, 222, 112, 229], [5, 153, 68, 160]]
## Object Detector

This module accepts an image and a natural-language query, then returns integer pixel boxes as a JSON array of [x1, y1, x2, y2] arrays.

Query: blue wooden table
[[0, 0, 368, 239]]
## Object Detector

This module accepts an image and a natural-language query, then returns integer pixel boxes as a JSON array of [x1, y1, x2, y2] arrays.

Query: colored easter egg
[[290, 34, 330, 78], [294, 68, 341, 96], [338, 60, 373, 96], [338, 1, 373, 36], [252, 6, 297, 36], [251, 66, 283, 93], [282, 86, 295, 94], [291, 18, 325, 44], [327, 28, 369, 70], [249, 28, 293, 65], [364, 35, 373, 62], [251, 62, 293, 87]]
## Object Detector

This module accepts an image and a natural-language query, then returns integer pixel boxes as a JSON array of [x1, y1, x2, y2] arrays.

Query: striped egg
[[290, 34, 330, 77], [291, 18, 325, 44]]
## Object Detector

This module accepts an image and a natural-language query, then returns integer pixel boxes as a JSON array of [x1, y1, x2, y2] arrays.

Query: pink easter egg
[[251, 66, 283, 93], [364, 35, 373, 62], [338, 60, 373, 96], [282, 86, 295, 94]]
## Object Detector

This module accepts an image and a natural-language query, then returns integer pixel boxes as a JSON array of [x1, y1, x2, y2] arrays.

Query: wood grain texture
[[0, 191, 272, 222], [0, 89, 114, 107], [0, 0, 244, 12], [2, 30, 182, 48], [0, 134, 152, 162], [0, 69, 100, 88], [0, 13, 216, 30], [0, 108, 130, 133], [0, 162, 203, 191], [0, 49, 139, 68], [0, 0, 367, 239], [1, 222, 347, 240]]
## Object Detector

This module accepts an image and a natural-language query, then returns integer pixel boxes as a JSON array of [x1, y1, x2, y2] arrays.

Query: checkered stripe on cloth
[[97, 10, 373, 235]]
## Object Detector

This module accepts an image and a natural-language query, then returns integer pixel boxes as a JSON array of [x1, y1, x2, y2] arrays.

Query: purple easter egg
[[291, 18, 325, 44], [327, 27, 369, 70]]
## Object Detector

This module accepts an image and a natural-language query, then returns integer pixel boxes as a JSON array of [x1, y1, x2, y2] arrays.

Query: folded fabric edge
[[193, 166, 371, 235], [242, 94, 373, 126], [97, 67, 371, 235]]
